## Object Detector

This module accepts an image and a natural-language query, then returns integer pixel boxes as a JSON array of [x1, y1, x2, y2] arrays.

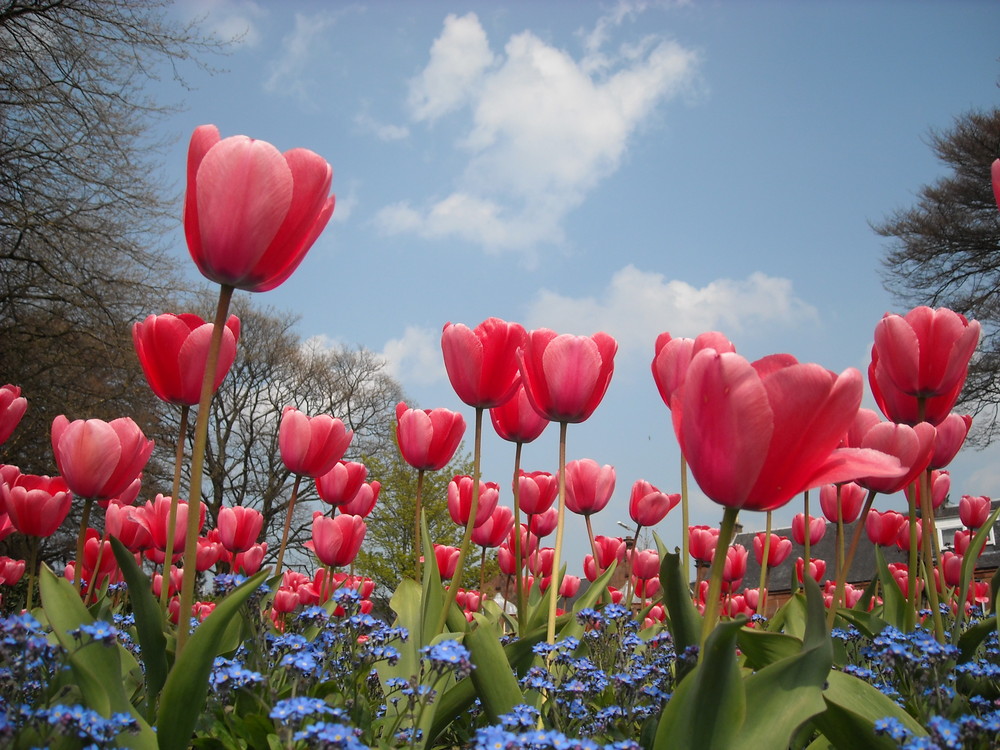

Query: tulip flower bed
[[1, 128, 1000, 749]]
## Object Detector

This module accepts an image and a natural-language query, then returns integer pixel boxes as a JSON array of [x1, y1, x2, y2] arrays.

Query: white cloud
[[379, 326, 445, 386], [263, 11, 338, 100], [354, 110, 410, 142], [524, 265, 817, 354], [408, 13, 496, 122], [176, 0, 266, 47], [381, 11, 700, 252], [330, 180, 358, 223]]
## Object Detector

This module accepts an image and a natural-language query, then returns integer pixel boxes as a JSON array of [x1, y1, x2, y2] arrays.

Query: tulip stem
[[680, 455, 690, 588], [414, 469, 425, 581], [25, 536, 38, 612], [828, 489, 877, 629], [757, 512, 772, 617], [624, 522, 642, 611], [512, 441, 526, 633], [177, 283, 233, 656], [919, 468, 945, 642], [437, 407, 483, 634], [274, 474, 302, 577], [700, 506, 739, 650], [74, 496, 94, 595], [905, 483, 919, 633], [546, 421, 569, 645], [478, 546, 487, 610], [802, 489, 811, 588], [160, 404, 189, 613]]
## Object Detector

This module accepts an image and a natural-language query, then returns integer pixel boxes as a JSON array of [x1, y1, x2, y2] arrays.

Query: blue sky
[[158, 0, 1000, 574]]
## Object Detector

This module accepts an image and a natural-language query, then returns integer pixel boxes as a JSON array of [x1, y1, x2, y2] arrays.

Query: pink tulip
[[433, 544, 461, 579], [915, 469, 950, 510], [0, 385, 27, 446], [993, 159, 1000, 212], [752, 532, 792, 567], [216, 505, 264, 553], [448, 476, 499, 528], [872, 306, 980, 402], [866, 509, 906, 547], [564, 459, 615, 516], [528, 547, 555, 577], [0, 556, 26, 586], [497, 544, 517, 575], [339, 481, 379, 517], [51, 416, 153, 501], [896, 518, 922, 553], [315, 461, 369, 507], [559, 574, 581, 599], [517, 470, 559, 516], [2, 474, 72, 537], [792, 514, 827, 546], [395, 402, 465, 471], [954, 528, 973, 556], [592, 535, 627, 569], [517, 329, 617, 423], [490, 382, 548, 443], [139, 495, 205, 553], [471, 505, 514, 548], [529, 507, 558, 538], [651, 331, 735, 409], [959, 494, 991, 530], [930, 414, 973, 469], [671, 351, 899, 512], [133, 313, 240, 405], [689, 525, 720, 563], [843, 410, 935, 495], [795, 557, 827, 584], [631, 548, 660, 580], [279, 406, 353, 479], [628, 479, 679, 528], [722, 545, 748, 583], [104, 502, 152, 552], [819, 482, 866, 524], [233, 543, 267, 575], [184, 124, 335, 292], [941, 551, 963, 588], [311, 513, 365, 568], [196, 537, 226, 572], [441, 318, 527, 408]]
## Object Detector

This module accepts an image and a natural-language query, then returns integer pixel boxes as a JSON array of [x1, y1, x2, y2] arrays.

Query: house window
[[937, 516, 994, 551]]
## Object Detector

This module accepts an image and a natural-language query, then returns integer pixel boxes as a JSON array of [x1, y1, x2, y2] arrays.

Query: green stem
[[546, 421, 568, 644], [828, 489, 877, 629], [25, 536, 38, 612], [160, 404, 189, 613], [74, 496, 95, 595], [680, 454, 690, 586], [511, 441, 525, 633], [624, 522, 642, 611], [700, 506, 740, 649], [803, 489, 811, 584], [918, 468, 945, 642], [906, 483, 918, 633], [437, 407, 484, 634], [757, 511, 772, 616], [274, 474, 302, 576], [414, 469, 425, 580], [177, 283, 233, 656]]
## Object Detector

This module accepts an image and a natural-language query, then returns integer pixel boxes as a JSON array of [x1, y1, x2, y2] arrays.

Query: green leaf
[[736, 628, 801, 670], [767, 592, 807, 639], [873, 546, 906, 628], [420, 512, 445, 643], [156, 570, 268, 750], [739, 577, 832, 750], [464, 613, 524, 722], [39, 565, 157, 749], [958, 615, 997, 664], [833, 608, 888, 641], [653, 617, 747, 749], [657, 544, 701, 680], [811, 670, 927, 748], [110, 536, 169, 718]]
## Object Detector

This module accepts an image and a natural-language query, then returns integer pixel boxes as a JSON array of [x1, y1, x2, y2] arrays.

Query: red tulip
[[196, 536, 226, 571], [216, 505, 264, 553], [628, 479, 679, 527], [564, 459, 615, 516], [993, 159, 1000, 212], [104, 501, 151, 552], [631, 548, 660, 580], [471, 505, 514, 548], [233, 542, 267, 575], [441, 318, 527, 408], [316, 461, 368, 507], [689, 525, 720, 563], [78, 528, 120, 589], [872, 306, 980, 402], [448, 475, 499, 528], [795, 556, 827, 584], [395, 402, 465, 471], [490, 382, 549, 443], [915, 469, 950, 510], [896, 518, 922, 552], [1, 474, 72, 537], [311, 513, 365, 568], [959, 494, 991, 530], [792, 514, 827, 546], [184, 124, 335, 292], [497, 544, 517, 575], [339, 480, 380, 517], [722, 545, 748, 583], [528, 547, 555, 577], [139, 495, 206, 553], [752, 532, 792, 567], [651, 331, 735, 409], [0, 513, 12, 544], [819, 482, 866, 524], [865, 508, 906, 547], [51, 416, 153, 501], [592, 535, 627, 569], [433, 544, 461, 579], [930, 414, 973, 469], [0, 556, 25, 586], [516, 470, 558, 516], [0, 385, 26, 446], [133, 313, 240, 405], [843, 409, 935, 494], [279, 406, 353, 478], [941, 550, 963, 588], [954, 528, 973, 556], [517, 329, 617, 423], [529, 507, 558, 538], [559, 574, 581, 599], [508, 524, 539, 558]]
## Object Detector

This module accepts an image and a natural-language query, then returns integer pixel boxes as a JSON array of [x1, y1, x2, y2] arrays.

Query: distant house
[[729, 500, 1000, 617]]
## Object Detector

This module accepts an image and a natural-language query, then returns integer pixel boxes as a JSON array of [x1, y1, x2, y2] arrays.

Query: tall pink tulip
[[279, 407, 353, 479], [651, 331, 735, 409], [529, 507, 558, 538], [441, 318, 527, 408], [866, 509, 906, 546], [216, 505, 264, 554], [819, 482, 865, 524], [792, 514, 827, 546], [315, 461, 368, 508], [2, 475, 72, 538], [753, 532, 792, 567], [339, 480, 380, 517], [993, 159, 1000, 212], [395, 402, 465, 471], [564, 459, 616, 517], [518, 330, 617, 424], [471, 505, 514, 549], [311, 513, 365, 568], [517, 471, 558, 516], [0, 385, 26, 446], [959, 494, 991, 530], [628, 479, 679, 528], [930, 413, 973, 469], [184, 124, 335, 293], [490, 383, 549, 444], [51, 416, 153, 501], [133, 313, 240, 406], [448, 476, 500, 528]]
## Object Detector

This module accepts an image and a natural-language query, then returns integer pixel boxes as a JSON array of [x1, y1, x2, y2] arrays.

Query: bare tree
[[875, 108, 1000, 445]]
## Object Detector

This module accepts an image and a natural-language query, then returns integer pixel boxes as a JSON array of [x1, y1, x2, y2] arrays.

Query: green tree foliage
[[875, 107, 1000, 445]]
